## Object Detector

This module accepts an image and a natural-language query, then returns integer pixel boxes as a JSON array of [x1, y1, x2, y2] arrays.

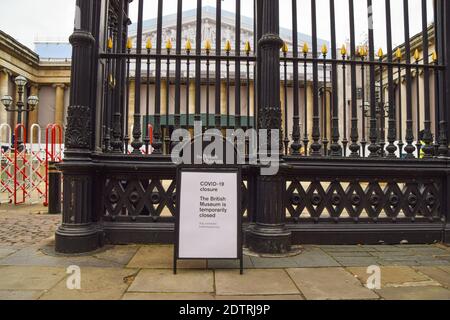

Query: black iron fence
[[99, 0, 448, 159], [100, 0, 258, 155], [54, 0, 450, 254]]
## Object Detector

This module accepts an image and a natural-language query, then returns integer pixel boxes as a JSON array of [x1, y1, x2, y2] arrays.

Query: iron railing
[[98, 0, 448, 159], [54, 0, 450, 253]]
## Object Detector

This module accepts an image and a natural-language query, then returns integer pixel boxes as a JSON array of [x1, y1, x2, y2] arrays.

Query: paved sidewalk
[[0, 240, 449, 300], [0, 206, 449, 300]]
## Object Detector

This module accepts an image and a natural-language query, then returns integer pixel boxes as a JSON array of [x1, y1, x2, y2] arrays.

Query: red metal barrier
[[147, 124, 153, 155], [1, 124, 14, 203], [44, 124, 63, 206], [27, 124, 46, 204], [13, 124, 27, 205]]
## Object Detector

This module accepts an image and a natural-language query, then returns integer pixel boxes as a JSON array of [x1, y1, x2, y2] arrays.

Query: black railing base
[[246, 224, 292, 254], [53, 222, 448, 253], [102, 222, 174, 245], [55, 224, 101, 254], [445, 224, 450, 244], [288, 223, 443, 245]]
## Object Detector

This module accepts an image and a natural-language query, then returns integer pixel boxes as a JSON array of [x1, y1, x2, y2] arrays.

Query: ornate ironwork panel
[[285, 177, 442, 224]]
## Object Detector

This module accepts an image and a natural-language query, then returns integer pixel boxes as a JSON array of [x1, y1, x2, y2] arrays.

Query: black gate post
[[246, 0, 292, 254], [55, 0, 102, 253], [441, 0, 450, 242], [443, 0, 450, 156]]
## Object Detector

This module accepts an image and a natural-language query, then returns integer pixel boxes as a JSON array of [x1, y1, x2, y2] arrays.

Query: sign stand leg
[[240, 258, 244, 275], [240, 246, 244, 275], [173, 247, 178, 275]]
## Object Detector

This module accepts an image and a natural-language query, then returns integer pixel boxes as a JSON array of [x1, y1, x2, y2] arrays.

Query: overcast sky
[[0, 0, 75, 49], [0, 0, 434, 51]]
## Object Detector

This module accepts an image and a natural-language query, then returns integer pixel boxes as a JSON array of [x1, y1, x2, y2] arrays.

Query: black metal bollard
[[48, 161, 62, 214]]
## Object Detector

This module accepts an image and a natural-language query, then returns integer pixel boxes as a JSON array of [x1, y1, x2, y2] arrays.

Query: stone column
[[325, 91, 332, 144], [54, 84, 66, 127], [0, 69, 9, 125], [280, 83, 286, 138], [249, 80, 255, 122], [189, 79, 196, 134], [306, 84, 314, 142], [249, 81, 255, 114], [401, 77, 407, 147], [218, 81, 227, 134], [160, 80, 168, 152], [128, 79, 136, 137]]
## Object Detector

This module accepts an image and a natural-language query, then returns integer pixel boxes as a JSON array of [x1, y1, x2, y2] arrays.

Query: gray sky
[[0, 0, 76, 49], [0, 0, 434, 52]]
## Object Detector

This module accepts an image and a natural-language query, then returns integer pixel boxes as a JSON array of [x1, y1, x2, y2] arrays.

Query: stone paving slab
[[0, 290, 44, 300], [91, 245, 140, 266], [0, 248, 17, 259], [250, 257, 299, 268], [333, 256, 381, 267], [369, 251, 417, 258], [372, 246, 412, 252], [0, 266, 65, 291], [319, 246, 376, 253], [215, 295, 304, 300], [128, 269, 214, 293], [40, 267, 138, 300], [248, 248, 341, 269], [122, 293, 303, 300], [0, 244, 132, 268], [438, 266, 450, 273], [347, 266, 437, 288], [127, 246, 206, 269], [414, 267, 450, 288], [215, 269, 299, 296], [122, 293, 215, 300], [410, 247, 449, 255], [416, 260, 450, 266], [378, 260, 422, 267], [375, 286, 450, 300], [328, 251, 374, 258], [293, 249, 341, 268], [207, 257, 253, 269], [436, 256, 450, 262], [286, 268, 379, 300]]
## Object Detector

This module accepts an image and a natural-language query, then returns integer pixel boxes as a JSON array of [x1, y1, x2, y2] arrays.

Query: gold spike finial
[[282, 42, 289, 54], [146, 38, 152, 50], [414, 49, 420, 61], [166, 38, 172, 51], [359, 46, 367, 57], [395, 47, 402, 60], [302, 42, 309, 55], [185, 39, 192, 52], [340, 44, 347, 56], [244, 41, 251, 54], [205, 39, 212, 52], [225, 40, 231, 53], [378, 48, 384, 59], [107, 37, 113, 50], [108, 74, 116, 88], [126, 38, 133, 50], [432, 51, 437, 62], [321, 44, 328, 56]]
